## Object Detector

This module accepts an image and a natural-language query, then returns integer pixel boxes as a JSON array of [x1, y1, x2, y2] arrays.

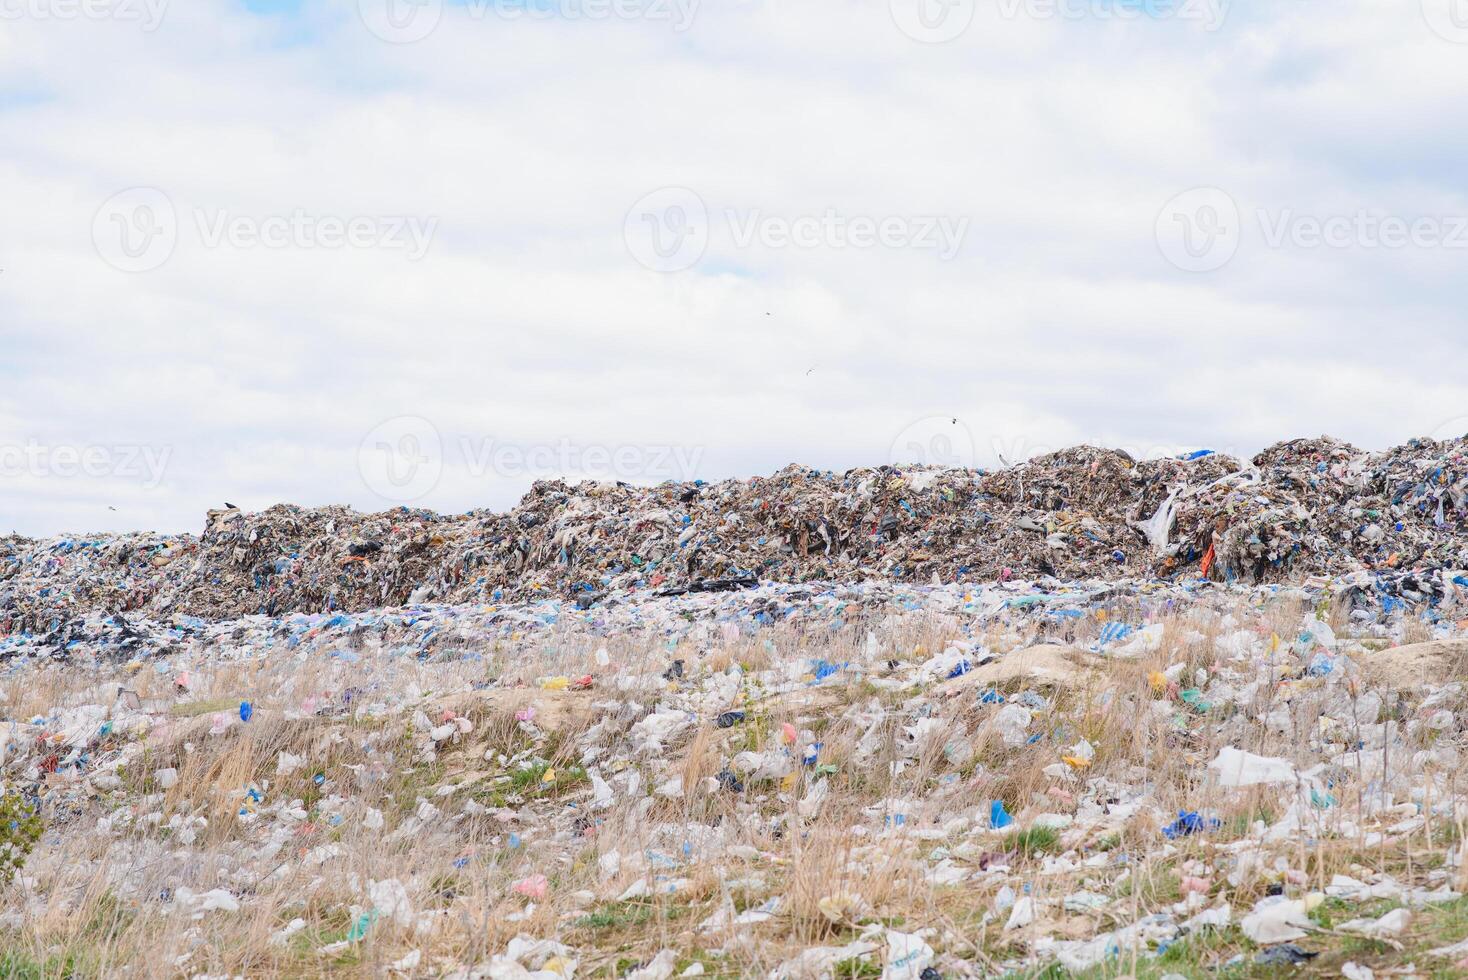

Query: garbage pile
[[5, 435, 1468, 633], [0, 531, 197, 636]]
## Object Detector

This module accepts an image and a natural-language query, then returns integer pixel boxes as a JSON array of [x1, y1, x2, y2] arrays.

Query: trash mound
[[5, 434, 1468, 631]]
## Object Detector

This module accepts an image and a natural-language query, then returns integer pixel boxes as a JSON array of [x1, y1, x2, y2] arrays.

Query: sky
[[3, 0, 1468, 536]]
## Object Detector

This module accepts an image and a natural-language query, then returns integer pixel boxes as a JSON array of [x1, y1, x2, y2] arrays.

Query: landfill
[[5, 434, 1468, 635], [3, 438, 1468, 976]]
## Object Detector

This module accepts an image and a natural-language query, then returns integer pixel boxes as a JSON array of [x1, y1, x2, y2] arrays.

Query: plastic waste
[[1161, 811, 1219, 839], [1254, 943, 1318, 966], [1241, 894, 1319, 943], [1208, 747, 1297, 787], [1338, 907, 1410, 937]]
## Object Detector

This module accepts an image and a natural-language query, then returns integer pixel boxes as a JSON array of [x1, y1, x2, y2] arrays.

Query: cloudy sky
[[3, 0, 1467, 536]]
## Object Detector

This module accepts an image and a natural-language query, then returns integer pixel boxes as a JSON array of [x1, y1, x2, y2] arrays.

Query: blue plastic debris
[[239, 700, 253, 723], [946, 660, 972, 679], [810, 659, 844, 681], [1162, 810, 1219, 839], [347, 910, 375, 942], [990, 800, 1013, 829]]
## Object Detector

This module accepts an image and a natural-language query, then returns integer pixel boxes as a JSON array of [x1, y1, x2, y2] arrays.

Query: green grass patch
[[80, 891, 134, 943], [1116, 865, 1182, 905], [831, 955, 882, 978], [574, 900, 657, 932], [477, 761, 589, 808], [1005, 826, 1059, 858], [0, 951, 87, 980]]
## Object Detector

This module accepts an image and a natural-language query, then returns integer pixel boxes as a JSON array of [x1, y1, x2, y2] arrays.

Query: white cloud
[[1, 0, 1465, 535]]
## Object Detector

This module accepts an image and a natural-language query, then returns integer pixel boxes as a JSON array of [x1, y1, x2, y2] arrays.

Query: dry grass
[[0, 598, 1465, 977]]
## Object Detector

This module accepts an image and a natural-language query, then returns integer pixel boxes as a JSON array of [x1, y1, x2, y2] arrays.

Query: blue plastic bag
[[1162, 810, 1219, 838], [990, 800, 1013, 829]]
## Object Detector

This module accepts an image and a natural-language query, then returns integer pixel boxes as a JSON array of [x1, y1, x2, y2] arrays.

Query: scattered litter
[[1338, 907, 1411, 938], [1162, 811, 1220, 839], [1241, 895, 1318, 944], [1208, 746, 1297, 787], [1254, 943, 1319, 966]]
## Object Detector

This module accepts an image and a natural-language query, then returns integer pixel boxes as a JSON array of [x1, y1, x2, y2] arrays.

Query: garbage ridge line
[[4, 435, 1467, 632]]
